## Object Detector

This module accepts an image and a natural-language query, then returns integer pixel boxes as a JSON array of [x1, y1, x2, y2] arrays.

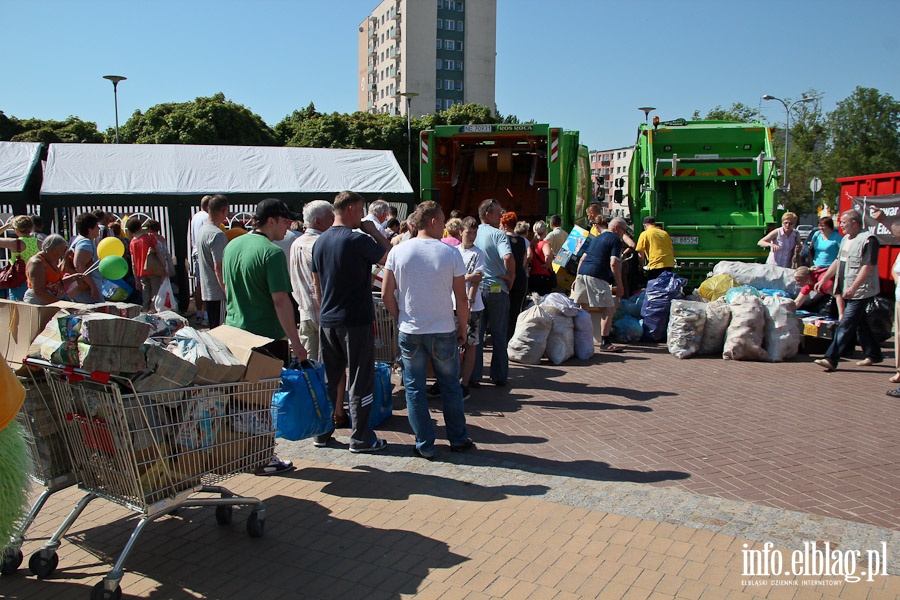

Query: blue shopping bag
[[272, 360, 333, 441], [348, 362, 394, 430]]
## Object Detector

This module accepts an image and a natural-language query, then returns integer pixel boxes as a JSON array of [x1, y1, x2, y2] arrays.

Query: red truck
[[837, 171, 900, 296]]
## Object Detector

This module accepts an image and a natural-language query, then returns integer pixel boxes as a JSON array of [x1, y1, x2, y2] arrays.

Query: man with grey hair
[[573, 216, 627, 352], [813, 209, 881, 372], [362, 199, 391, 237], [290, 200, 335, 362]]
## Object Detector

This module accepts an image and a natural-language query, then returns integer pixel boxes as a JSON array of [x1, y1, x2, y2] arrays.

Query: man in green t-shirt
[[223, 198, 307, 476]]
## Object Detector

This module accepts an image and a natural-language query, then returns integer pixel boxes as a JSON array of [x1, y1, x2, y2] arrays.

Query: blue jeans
[[399, 331, 468, 455], [825, 297, 882, 367], [472, 289, 509, 384]]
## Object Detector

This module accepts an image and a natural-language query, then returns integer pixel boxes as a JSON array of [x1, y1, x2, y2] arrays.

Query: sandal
[[890, 373, 900, 384], [599, 343, 624, 353]]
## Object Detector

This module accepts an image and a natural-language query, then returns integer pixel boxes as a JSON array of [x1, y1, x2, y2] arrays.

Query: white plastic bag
[[763, 296, 801, 362], [539, 292, 580, 317], [722, 295, 768, 361], [712, 261, 800, 296], [508, 302, 553, 364], [666, 300, 707, 359], [699, 298, 731, 355], [154, 278, 176, 313], [572, 309, 594, 360], [544, 314, 575, 365]]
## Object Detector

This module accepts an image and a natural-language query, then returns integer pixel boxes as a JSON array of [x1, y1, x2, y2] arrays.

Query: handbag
[[143, 239, 168, 277], [271, 361, 333, 441], [62, 246, 91, 292], [0, 257, 27, 290]]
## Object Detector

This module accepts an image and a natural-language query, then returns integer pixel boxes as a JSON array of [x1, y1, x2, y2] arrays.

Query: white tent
[[0, 142, 42, 216], [41, 143, 412, 196]]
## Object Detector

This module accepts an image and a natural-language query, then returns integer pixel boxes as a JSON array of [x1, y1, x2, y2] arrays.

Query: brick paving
[[2, 341, 899, 599]]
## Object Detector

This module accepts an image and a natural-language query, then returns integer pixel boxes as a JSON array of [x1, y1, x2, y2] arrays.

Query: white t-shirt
[[384, 237, 467, 335], [457, 245, 485, 312], [272, 228, 300, 258], [893, 253, 900, 302], [361, 213, 388, 237], [190, 210, 209, 254]]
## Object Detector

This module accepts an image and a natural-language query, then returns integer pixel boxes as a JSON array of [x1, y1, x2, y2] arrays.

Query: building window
[[444, 59, 454, 70], [436, 99, 443, 111], [437, 18, 443, 29], [445, 79, 454, 89], [445, 20, 455, 30], [456, 80, 463, 91], [457, 21, 463, 31], [436, 39, 442, 49], [436, 79, 441, 90], [436, 59, 442, 69], [437, 0, 443, 8], [456, 41, 463, 51], [447, 1, 455, 9], [444, 40, 454, 50], [456, 60, 463, 71], [444, 99, 454, 109]]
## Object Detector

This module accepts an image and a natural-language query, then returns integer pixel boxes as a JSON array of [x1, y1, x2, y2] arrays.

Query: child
[[457, 217, 485, 396]]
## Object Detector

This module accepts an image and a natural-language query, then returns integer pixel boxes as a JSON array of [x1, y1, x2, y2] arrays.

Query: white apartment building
[[590, 146, 633, 218], [357, 0, 496, 117]]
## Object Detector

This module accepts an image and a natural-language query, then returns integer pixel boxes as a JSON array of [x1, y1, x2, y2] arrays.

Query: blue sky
[[2, 0, 898, 151]]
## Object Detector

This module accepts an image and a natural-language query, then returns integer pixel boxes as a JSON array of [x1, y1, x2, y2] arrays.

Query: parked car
[[797, 225, 813, 241]]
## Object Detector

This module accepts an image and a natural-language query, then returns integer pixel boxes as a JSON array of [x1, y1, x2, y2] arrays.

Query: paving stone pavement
[[3, 342, 899, 599]]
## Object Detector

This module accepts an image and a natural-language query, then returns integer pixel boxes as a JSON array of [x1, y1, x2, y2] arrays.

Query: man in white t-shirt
[[381, 201, 474, 459], [190, 195, 211, 323]]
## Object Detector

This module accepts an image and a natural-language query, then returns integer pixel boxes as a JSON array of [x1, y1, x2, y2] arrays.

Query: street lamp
[[638, 106, 656, 124], [103, 75, 127, 143], [399, 91, 419, 180], [762, 94, 815, 192]]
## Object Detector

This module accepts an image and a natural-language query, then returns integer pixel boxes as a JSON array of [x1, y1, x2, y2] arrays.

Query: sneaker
[[349, 438, 388, 454], [414, 446, 435, 460], [461, 385, 471, 401], [887, 387, 900, 398], [813, 358, 836, 372], [450, 439, 475, 453], [467, 380, 482, 389], [426, 382, 441, 398], [856, 358, 883, 367], [313, 436, 333, 448], [255, 457, 294, 476]]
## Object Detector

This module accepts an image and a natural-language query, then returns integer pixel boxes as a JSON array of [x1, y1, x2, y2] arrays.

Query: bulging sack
[[699, 298, 731, 355], [666, 300, 707, 359], [544, 313, 575, 365], [723, 295, 768, 361], [763, 296, 800, 362], [572, 309, 594, 360], [508, 298, 552, 364], [272, 360, 333, 441]]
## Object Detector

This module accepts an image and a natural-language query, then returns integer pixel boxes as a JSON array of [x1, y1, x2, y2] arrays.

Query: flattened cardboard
[[0, 299, 76, 367]]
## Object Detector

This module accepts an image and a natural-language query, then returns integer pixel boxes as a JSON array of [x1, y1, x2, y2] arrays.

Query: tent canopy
[[41, 143, 413, 198], [0, 142, 42, 215]]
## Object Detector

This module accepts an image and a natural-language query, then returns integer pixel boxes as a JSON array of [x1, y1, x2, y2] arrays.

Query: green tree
[[121, 92, 278, 146], [825, 86, 900, 180], [691, 102, 762, 122], [1, 114, 103, 143], [770, 94, 830, 216]]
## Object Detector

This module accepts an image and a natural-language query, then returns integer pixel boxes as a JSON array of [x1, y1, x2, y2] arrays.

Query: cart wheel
[[246, 512, 265, 538], [1, 548, 23, 575], [91, 580, 122, 600], [28, 550, 58, 579], [215, 505, 233, 525]]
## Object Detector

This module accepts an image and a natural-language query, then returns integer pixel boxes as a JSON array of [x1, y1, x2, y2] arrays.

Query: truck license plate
[[671, 236, 699, 245]]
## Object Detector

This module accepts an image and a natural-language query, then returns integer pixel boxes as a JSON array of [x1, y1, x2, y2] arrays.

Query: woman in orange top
[[24, 235, 82, 305]]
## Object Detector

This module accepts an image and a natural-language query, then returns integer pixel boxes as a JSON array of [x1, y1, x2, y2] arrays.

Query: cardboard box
[[0, 300, 72, 367], [170, 327, 246, 384], [207, 325, 284, 383]]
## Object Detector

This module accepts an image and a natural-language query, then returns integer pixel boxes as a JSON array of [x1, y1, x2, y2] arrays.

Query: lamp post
[[762, 94, 815, 192], [399, 92, 418, 180], [638, 106, 656, 124], [103, 75, 127, 143]]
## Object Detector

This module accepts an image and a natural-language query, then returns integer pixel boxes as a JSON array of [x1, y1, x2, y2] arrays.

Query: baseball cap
[[254, 198, 300, 224]]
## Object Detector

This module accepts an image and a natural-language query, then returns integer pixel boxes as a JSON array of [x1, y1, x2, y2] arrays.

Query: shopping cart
[[1, 370, 79, 576], [25, 357, 278, 600], [373, 294, 400, 371]]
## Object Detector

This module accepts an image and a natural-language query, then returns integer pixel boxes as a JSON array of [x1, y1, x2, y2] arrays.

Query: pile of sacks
[[666, 261, 803, 361], [508, 293, 594, 365]]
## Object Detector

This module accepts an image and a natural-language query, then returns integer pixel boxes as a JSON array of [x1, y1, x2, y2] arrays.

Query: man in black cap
[[224, 198, 307, 475]]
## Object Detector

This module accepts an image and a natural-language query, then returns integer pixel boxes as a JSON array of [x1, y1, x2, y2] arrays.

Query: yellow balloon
[[97, 236, 125, 260]]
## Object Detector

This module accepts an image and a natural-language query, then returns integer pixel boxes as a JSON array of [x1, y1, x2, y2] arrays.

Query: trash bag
[[640, 271, 688, 342], [667, 300, 707, 359], [763, 296, 801, 362], [698, 273, 736, 302], [712, 260, 800, 295], [572, 309, 594, 360], [272, 360, 333, 441], [544, 313, 575, 365], [699, 298, 731, 355], [865, 296, 893, 343], [612, 315, 643, 344], [539, 292, 580, 317], [508, 299, 553, 364], [619, 298, 642, 319], [723, 295, 768, 361]]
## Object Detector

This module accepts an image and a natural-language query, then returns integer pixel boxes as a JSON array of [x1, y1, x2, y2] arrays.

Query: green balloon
[[98, 255, 129, 281]]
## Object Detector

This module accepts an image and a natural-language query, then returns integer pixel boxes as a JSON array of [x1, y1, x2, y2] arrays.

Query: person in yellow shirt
[[635, 216, 675, 281]]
